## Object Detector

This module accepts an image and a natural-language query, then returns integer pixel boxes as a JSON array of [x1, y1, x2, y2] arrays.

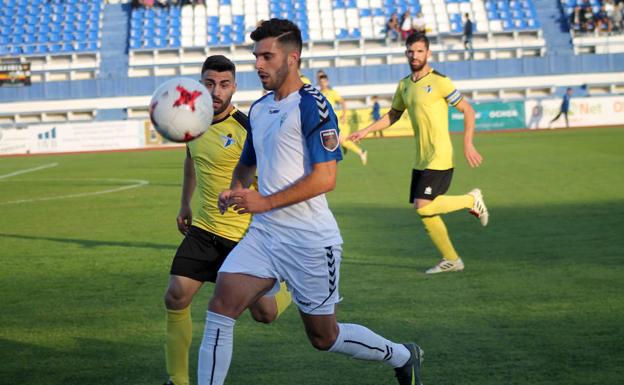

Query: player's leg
[[197, 228, 279, 385], [164, 226, 238, 385], [198, 273, 276, 385], [164, 275, 203, 385], [410, 169, 465, 273], [285, 244, 423, 385], [550, 111, 562, 124], [340, 132, 367, 165], [248, 281, 292, 323], [564, 111, 569, 128]]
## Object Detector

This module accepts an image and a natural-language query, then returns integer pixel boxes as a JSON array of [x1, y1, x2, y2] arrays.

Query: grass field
[[1, 127, 623, 385]]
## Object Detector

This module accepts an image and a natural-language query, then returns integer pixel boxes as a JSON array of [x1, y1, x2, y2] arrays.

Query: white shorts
[[219, 226, 342, 315]]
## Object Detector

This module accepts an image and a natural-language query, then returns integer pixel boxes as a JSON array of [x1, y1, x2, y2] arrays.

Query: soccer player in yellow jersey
[[318, 73, 368, 165], [349, 33, 489, 274], [162, 55, 291, 385]]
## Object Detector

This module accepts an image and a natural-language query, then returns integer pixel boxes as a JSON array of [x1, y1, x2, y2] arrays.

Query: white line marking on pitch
[[0, 178, 149, 205], [0, 162, 59, 180]]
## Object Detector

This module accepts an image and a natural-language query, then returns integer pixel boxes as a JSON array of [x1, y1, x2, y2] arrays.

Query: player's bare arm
[[218, 161, 257, 214], [455, 98, 482, 168], [228, 160, 337, 214], [177, 147, 196, 235], [349, 108, 403, 142]]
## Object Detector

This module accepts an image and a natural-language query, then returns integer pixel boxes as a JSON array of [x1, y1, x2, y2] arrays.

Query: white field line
[[0, 162, 59, 180], [0, 178, 149, 205]]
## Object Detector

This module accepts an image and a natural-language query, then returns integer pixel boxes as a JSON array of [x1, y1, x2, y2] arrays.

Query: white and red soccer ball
[[149, 77, 213, 143]]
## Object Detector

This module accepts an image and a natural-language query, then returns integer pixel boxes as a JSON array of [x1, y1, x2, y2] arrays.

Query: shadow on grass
[[0, 337, 162, 385], [0, 233, 177, 251]]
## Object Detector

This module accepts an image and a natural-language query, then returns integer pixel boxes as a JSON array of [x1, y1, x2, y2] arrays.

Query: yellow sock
[[418, 215, 460, 261], [165, 306, 192, 385], [417, 194, 473, 217], [274, 282, 292, 317], [341, 139, 363, 155]]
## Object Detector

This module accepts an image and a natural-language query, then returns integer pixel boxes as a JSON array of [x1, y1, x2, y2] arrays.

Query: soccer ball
[[149, 77, 213, 143]]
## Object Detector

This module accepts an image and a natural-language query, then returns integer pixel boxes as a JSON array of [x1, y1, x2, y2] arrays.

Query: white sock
[[198, 311, 236, 385], [328, 323, 411, 368]]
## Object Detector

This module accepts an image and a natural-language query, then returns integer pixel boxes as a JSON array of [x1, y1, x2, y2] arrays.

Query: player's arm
[[349, 108, 403, 142], [218, 128, 257, 214], [177, 147, 196, 235], [228, 160, 336, 214], [229, 161, 257, 190], [454, 98, 482, 168]]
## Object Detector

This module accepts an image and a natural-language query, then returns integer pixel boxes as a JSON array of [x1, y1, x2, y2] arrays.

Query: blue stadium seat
[[61, 42, 74, 52], [169, 36, 181, 47], [219, 35, 232, 45]]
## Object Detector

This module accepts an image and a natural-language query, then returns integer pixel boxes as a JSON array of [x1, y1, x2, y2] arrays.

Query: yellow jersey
[[391, 69, 463, 170], [320, 87, 341, 109], [299, 73, 312, 85], [187, 108, 252, 242]]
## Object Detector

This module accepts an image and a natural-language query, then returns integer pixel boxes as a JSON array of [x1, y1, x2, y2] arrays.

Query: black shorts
[[170, 226, 238, 283], [409, 168, 454, 203]]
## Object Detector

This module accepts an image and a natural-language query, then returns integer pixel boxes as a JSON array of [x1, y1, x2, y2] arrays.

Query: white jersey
[[240, 84, 343, 247]]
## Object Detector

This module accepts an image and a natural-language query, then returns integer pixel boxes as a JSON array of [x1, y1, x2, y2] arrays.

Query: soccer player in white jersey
[[196, 19, 424, 385]]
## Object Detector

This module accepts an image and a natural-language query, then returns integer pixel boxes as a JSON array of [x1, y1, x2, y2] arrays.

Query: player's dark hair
[[406, 32, 429, 49], [201, 55, 236, 78], [250, 18, 302, 54]]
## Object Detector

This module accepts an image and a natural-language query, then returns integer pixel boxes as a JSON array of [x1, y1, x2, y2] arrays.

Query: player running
[[349, 33, 489, 274], [317, 73, 368, 165], [197, 19, 423, 385], [162, 55, 291, 385]]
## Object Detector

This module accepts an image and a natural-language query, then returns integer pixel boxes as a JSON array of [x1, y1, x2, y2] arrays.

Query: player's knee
[[416, 206, 431, 217], [307, 331, 338, 351], [164, 288, 191, 310], [250, 307, 277, 324], [208, 295, 245, 319]]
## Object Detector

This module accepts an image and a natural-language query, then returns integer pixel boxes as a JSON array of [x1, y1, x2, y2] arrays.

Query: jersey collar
[[211, 107, 236, 125], [410, 68, 433, 83]]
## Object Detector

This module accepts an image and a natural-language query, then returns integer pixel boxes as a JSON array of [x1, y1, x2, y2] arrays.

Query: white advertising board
[[0, 120, 145, 155], [525, 95, 624, 129]]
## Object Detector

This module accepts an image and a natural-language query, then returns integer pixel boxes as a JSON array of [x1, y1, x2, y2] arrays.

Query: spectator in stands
[[463, 13, 474, 59], [140, 0, 154, 8], [413, 12, 427, 34], [549, 88, 573, 129], [581, 3, 595, 32], [605, 0, 616, 22], [386, 12, 401, 42], [570, 6, 582, 32], [400, 10, 414, 40], [613, 2, 624, 32], [596, 5, 613, 33]]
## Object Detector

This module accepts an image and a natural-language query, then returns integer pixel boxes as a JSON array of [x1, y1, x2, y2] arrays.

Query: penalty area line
[[0, 162, 59, 180], [0, 178, 149, 205]]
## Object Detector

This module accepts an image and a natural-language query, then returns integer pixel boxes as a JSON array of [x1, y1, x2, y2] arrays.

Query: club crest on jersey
[[279, 114, 288, 127], [320, 129, 339, 151], [425, 85, 432, 93], [221, 134, 235, 148]]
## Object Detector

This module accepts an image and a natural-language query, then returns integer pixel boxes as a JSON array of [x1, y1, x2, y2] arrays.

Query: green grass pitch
[[1, 127, 623, 385]]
